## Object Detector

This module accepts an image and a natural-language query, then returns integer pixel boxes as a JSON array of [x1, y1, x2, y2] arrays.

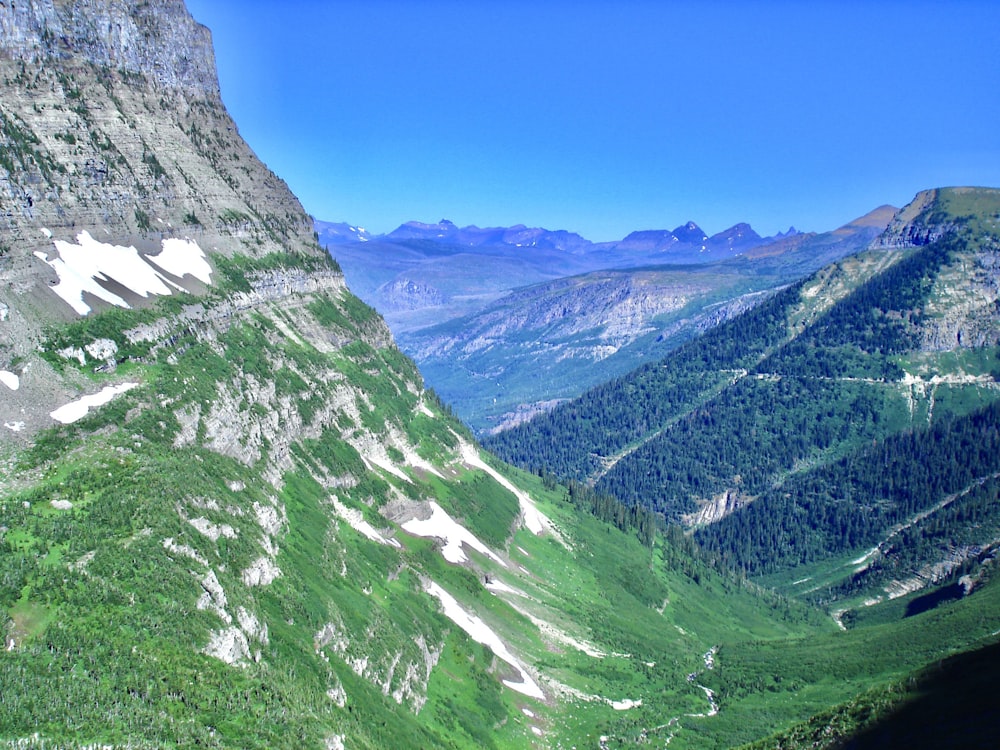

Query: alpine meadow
[[1, 2, 999, 749]]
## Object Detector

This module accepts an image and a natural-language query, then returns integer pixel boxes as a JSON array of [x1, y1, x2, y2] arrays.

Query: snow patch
[[425, 580, 544, 699], [402, 501, 506, 567], [148, 237, 213, 283], [484, 577, 519, 595], [50, 382, 139, 424], [611, 698, 643, 711], [0, 371, 19, 390], [459, 440, 567, 546], [40, 227, 52, 238], [36, 231, 211, 315], [330, 495, 402, 548], [4, 421, 25, 432]]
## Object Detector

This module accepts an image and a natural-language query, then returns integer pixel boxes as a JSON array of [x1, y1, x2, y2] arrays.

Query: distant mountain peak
[[673, 221, 708, 243]]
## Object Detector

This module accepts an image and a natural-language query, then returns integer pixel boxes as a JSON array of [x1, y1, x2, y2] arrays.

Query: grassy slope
[[5, 192, 999, 748], [0, 255, 825, 749]]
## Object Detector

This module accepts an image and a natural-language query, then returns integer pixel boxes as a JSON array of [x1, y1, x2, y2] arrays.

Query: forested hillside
[[487, 188, 1000, 607], [3, 2, 999, 748]]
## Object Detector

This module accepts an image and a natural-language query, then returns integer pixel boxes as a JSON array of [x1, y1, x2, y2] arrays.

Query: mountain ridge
[[327, 206, 892, 434], [486, 186, 1000, 612], [2, 3, 999, 748]]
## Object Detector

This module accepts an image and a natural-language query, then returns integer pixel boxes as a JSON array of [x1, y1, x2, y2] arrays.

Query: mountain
[[315, 221, 374, 245], [320, 217, 788, 333], [353, 209, 889, 434], [487, 186, 1000, 611], [4, 2, 999, 748], [322, 217, 885, 434]]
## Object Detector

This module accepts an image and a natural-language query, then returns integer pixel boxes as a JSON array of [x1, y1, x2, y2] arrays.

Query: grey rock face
[[0, 0, 219, 95]]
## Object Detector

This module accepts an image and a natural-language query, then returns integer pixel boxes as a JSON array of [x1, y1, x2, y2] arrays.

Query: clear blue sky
[[185, 0, 1000, 241]]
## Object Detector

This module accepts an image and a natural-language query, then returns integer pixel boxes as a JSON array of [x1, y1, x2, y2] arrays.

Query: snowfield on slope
[[424, 580, 545, 700], [50, 383, 139, 424], [402, 501, 507, 567], [459, 440, 568, 546], [35, 232, 212, 315]]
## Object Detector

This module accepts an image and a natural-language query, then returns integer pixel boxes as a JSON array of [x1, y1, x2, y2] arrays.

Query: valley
[[1, 2, 998, 749], [323, 208, 891, 434]]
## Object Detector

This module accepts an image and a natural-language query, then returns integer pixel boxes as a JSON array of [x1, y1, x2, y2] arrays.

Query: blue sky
[[185, 0, 1000, 241]]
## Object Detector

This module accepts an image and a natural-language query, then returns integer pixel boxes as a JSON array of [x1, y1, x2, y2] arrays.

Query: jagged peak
[[672, 221, 708, 243]]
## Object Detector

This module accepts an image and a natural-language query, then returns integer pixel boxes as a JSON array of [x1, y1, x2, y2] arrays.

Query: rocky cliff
[[0, 0, 330, 443]]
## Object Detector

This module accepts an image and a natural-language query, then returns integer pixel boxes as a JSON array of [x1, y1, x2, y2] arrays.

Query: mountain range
[[1, 2, 999, 749], [321, 208, 892, 433]]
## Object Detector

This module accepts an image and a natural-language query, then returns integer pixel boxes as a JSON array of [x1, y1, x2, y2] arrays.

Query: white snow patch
[[330, 495, 402, 548], [4, 421, 25, 432], [611, 698, 643, 711], [484, 578, 519, 595], [40, 227, 52, 238], [0, 371, 19, 390], [50, 382, 139, 424], [51, 499, 73, 510], [531, 726, 543, 737], [521, 708, 535, 718], [542, 678, 643, 711], [364, 452, 411, 482], [402, 501, 506, 567], [459, 440, 567, 546], [425, 580, 544, 699], [36, 232, 212, 316], [148, 237, 213, 283]]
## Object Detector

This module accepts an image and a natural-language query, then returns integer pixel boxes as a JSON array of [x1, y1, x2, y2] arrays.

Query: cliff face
[[0, 0, 319, 315], [0, 0, 218, 94], [0, 0, 336, 443]]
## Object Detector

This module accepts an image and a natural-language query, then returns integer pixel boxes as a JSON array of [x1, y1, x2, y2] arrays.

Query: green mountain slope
[[487, 188, 1000, 609], [3, 3, 999, 748]]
